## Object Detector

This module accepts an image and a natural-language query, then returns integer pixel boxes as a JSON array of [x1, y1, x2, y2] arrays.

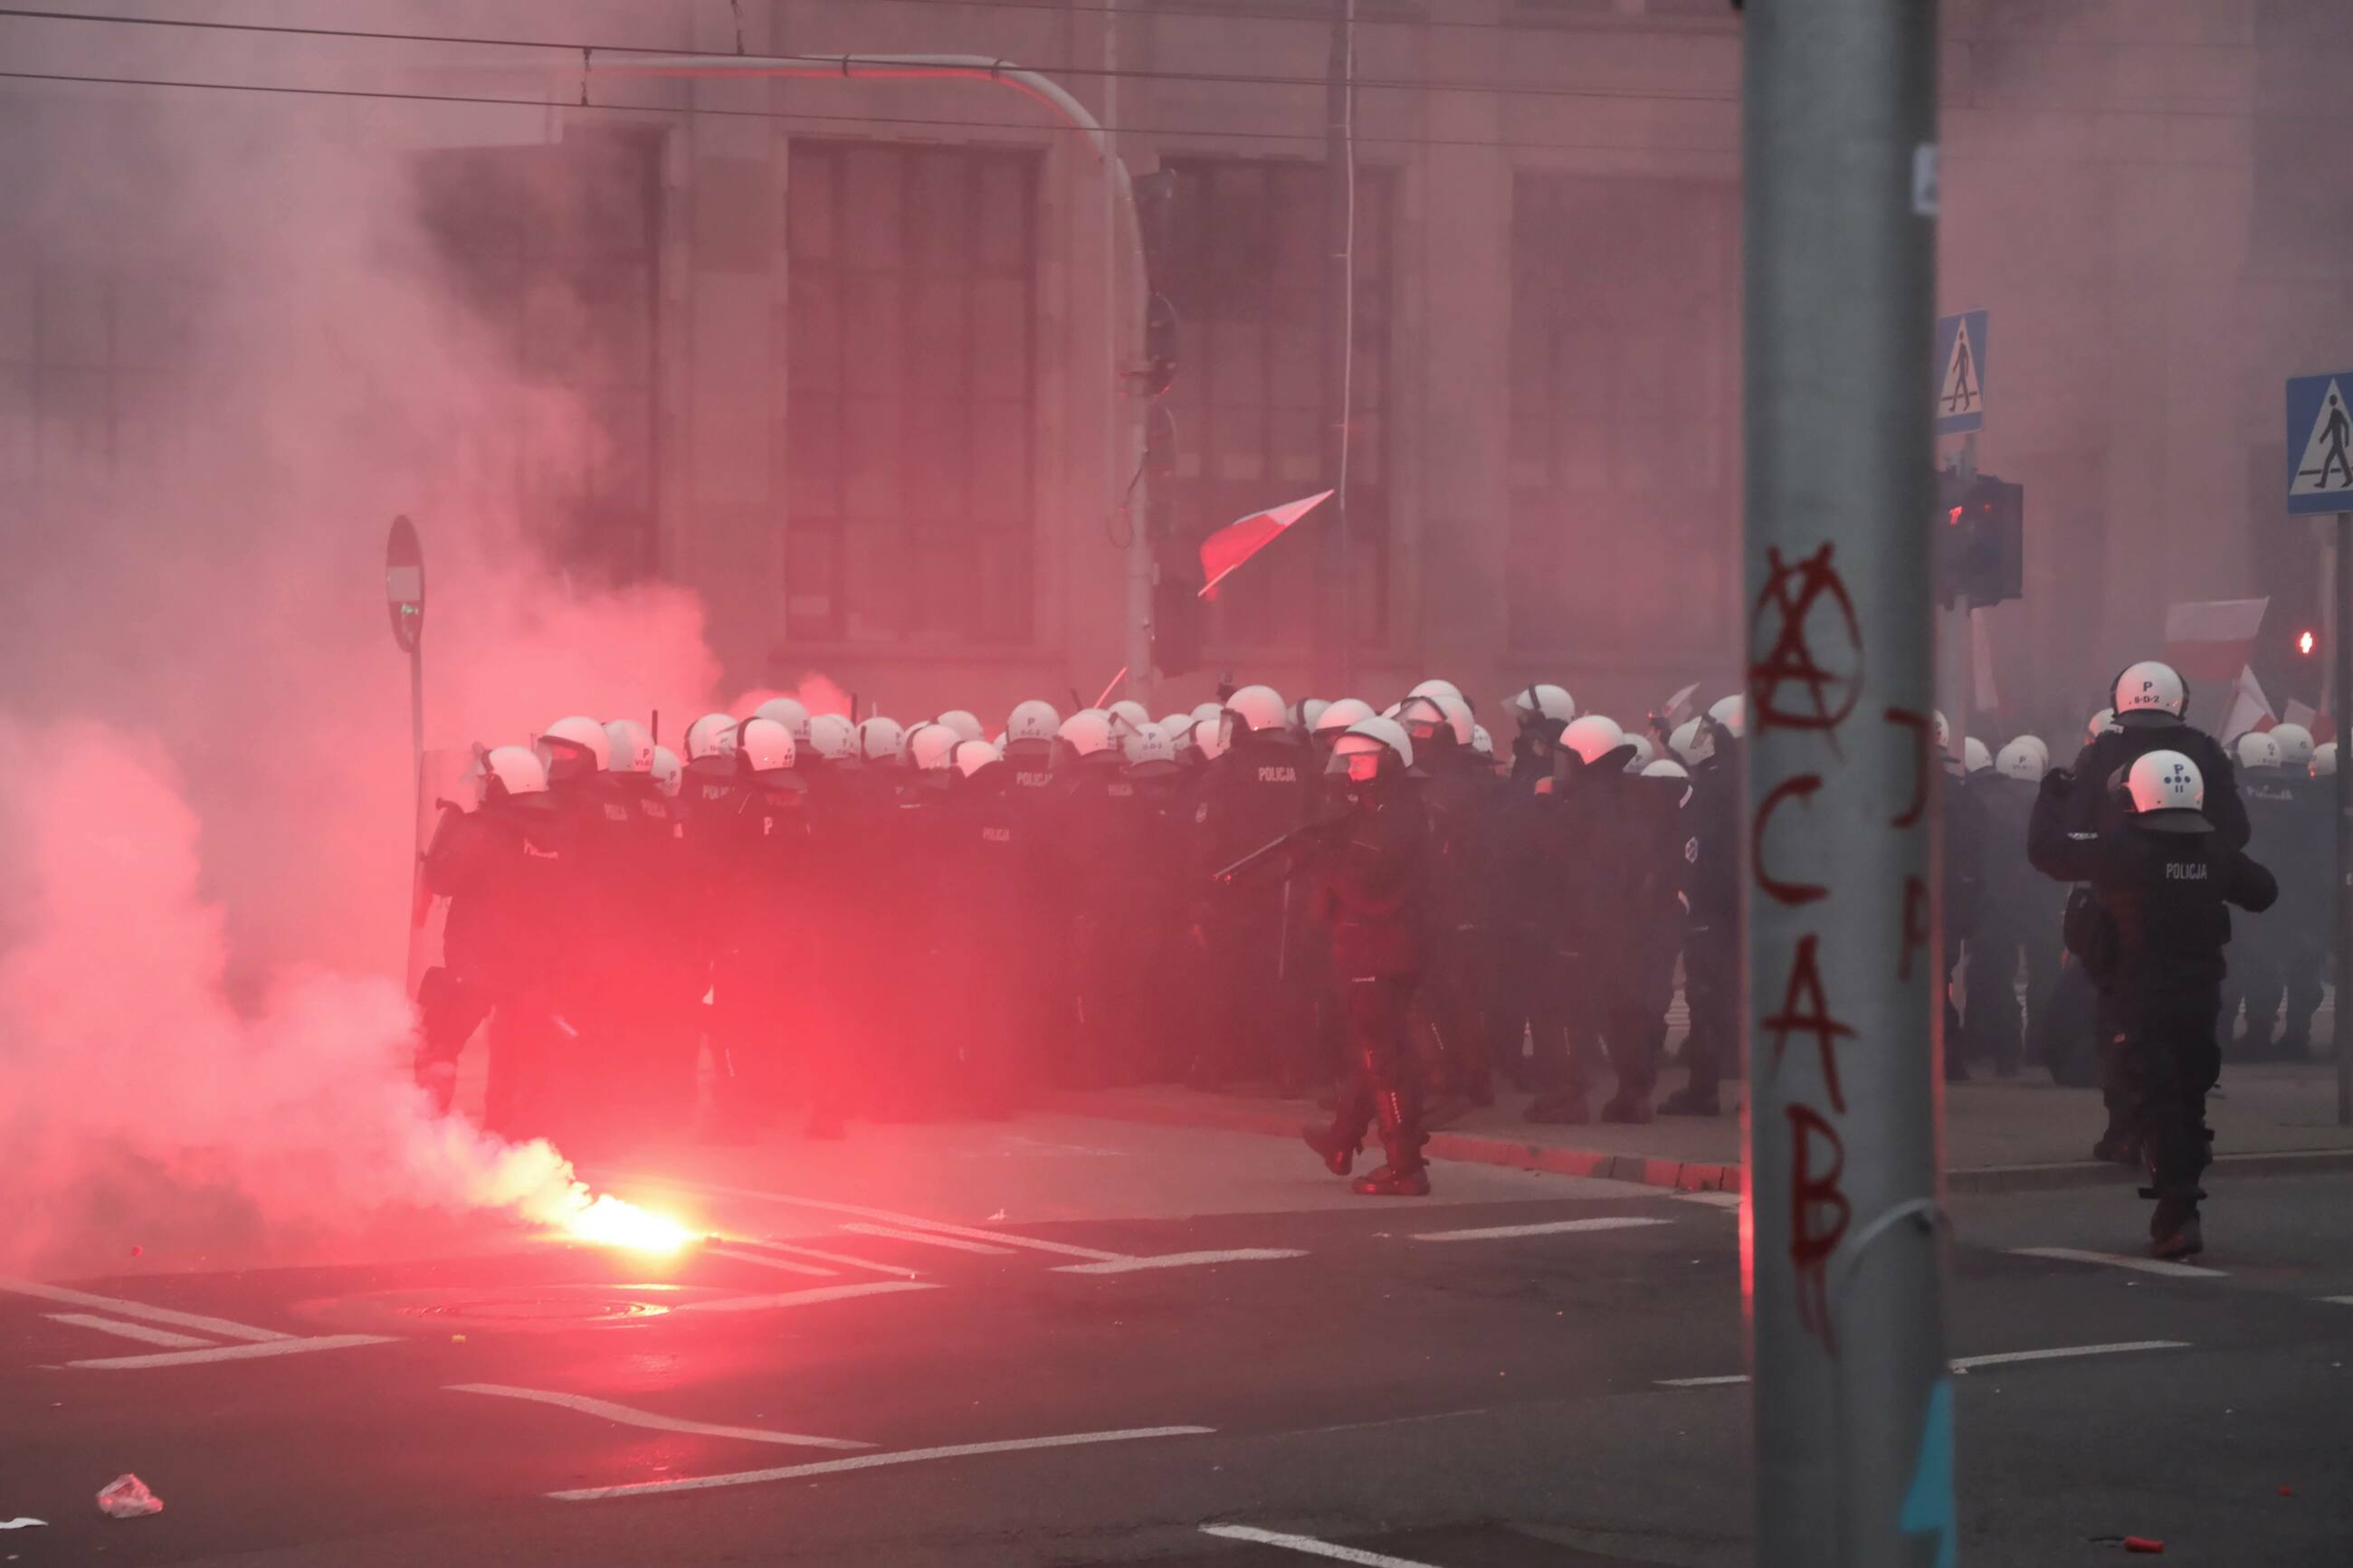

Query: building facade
[[6, 0, 2350, 733]]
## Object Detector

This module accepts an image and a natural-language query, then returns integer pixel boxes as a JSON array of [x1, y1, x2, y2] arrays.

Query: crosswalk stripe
[[1413, 1216, 1671, 1243], [2, 1278, 293, 1343], [2010, 1246, 2227, 1280], [44, 1313, 214, 1349], [448, 1383, 872, 1450], [67, 1334, 394, 1371], [837, 1222, 1015, 1256], [708, 1247, 835, 1278]]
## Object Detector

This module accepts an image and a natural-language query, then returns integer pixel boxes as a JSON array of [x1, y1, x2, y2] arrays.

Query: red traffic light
[[2299, 629, 2318, 656]]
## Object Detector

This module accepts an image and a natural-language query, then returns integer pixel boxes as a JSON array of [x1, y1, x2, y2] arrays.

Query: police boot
[[1600, 1088, 1654, 1125], [1352, 1088, 1431, 1197], [2148, 1191, 2205, 1261], [1302, 1121, 1359, 1177], [1658, 1083, 1721, 1117]]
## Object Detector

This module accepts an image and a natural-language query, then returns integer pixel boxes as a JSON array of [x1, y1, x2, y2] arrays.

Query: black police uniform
[[2028, 768, 2274, 1250], [1191, 724, 1319, 1088]]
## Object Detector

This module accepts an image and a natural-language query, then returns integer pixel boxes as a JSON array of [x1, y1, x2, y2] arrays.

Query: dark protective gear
[[1191, 727, 1319, 1088], [1962, 769, 2058, 1076], [2220, 766, 2298, 1057], [1413, 742, 1500, 1101], [2058, 721, 2249, 850], [1670, 735, 1740, 1109], [1291, 775, 1435, 1192], [2030, 774, 2275, 1227], [936, 756, 1053, 1112], [1053, 752, 1151, 1088], [692, 762, 814, 1133]]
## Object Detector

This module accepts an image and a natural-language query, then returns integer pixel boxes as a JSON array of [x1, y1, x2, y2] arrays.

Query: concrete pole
[[1104, 0, 1154, 713], [1743, 3, 1954, 1565], [1316, 0, 1357, 697]]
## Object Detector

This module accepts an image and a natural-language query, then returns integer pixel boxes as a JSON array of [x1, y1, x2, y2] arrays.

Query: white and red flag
[[2161, 597, 2270, 685], [1198, 490, 1334, 600]]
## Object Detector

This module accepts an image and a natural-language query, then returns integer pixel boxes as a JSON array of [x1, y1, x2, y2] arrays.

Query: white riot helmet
[[1057, 710, 1117, 761], [2269, 723, 2316, 767], [1005, 700, 1062, 751], [1995, 737, 2043, 783], [2122, 749, 2207, 832], [1506, 683, 1576, 728], [602, 718, 655, 774], [1312, 698, 1377, 740], [1397, 693, 1471, 750], [538, 715, 612, 779], [1298, 698, 1329, 734], [1124, 722, 1178, 774], [1409, 678, 1463, 705], [1641, 758, 1690, 781], [2087, 707, 2120, 741], [1669, 717, 1707, 765], [2234, 731, 2282, 771], [2312, 742, 2339, 778], [1560, 715, 1627, 766], [938, 709, 986, 744], [1622, 733, 1658, 771], [906, 721, 961, 773], [1708, 694, 1746, 738], [806, 713, 856, 762], [1196, 710, 1233, 763], [1931, 711, 1951, 751], [755, 697, 812, 744], [738, 717, 796, 774], [684, 712, 741, 764], [855, 717, 907, 764], [649, 745, 683, 798], [1471, 724, 1496, 760], [1963, 736, 1992, 774], [475, 744, 549, 806], [1329, 716, 1414, 784], [1107, 699, 1150, 736], [1224, 684, 1288, 739], [1158, 711, 1192, 736], [2018, 736, 2052, 772], [2112, 660, 2188, 727], [951, 738, 1002, 780]]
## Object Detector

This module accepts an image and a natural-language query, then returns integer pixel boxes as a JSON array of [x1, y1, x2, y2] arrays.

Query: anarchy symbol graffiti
[[1749, 542, 1864, 747]]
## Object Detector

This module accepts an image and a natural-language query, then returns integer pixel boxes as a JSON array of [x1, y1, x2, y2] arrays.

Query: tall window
[[415, 128, 661, 582], [0, 263, 188, 495], [1157, 157, 1394, 651], [786, 142, 1040, 645], [1508, 172, 1738, 657]]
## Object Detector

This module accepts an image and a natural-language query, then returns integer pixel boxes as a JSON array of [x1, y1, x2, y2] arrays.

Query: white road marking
[[708, 1247, 835, 1278], [1412, 1216, 1672, 1243], [1661, 1340, 2192, 1391], [0, 1278, 293, 1343], [1951, 1340, 2188, 1372], [43, 1313, 214, 1349], [1674, 1192, 1745, 1211], [2010, 1246, 2228, 1279], [1055, 1249, 1308, 1276], [2324, 1296, 2353, 1307], [672, 1281, 938, 1316], [548, 1425, 1216, 1502], [447, 1383, 873, 1450], [836, 1222, 1015, 1257], [68, 1334, 394, 1371], [1199, 1523, 1443, 1566], [625, 1174, 1133, 1262], [729, 1238, 923, 1279]]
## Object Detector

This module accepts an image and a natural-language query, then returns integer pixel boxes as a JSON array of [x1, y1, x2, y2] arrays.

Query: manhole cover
[[291, 1282, 726, 1335]]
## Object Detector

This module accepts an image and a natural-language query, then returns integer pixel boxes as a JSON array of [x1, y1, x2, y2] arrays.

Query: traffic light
[[1933, 470, 2024, 610], [1151, 547, 1205, 678], [2299, 627, 2319, 659]]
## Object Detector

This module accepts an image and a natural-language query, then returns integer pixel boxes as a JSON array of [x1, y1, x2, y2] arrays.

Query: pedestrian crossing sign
[[2285, 372, 2353, 516], [1933, 309, 1987, 436]]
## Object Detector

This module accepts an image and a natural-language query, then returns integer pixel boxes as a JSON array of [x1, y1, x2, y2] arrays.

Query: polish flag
[[1198, 490, 1334, 600], [2217, 666, 2275, 744], [2161, 597, 2270, 685]]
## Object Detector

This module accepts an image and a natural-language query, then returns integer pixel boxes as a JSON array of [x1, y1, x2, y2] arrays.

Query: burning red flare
[[556, 1194, 695, 1254]]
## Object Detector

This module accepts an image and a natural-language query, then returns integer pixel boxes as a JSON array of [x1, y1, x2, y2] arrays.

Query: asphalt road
[[5, 1116, 2350, 1567]]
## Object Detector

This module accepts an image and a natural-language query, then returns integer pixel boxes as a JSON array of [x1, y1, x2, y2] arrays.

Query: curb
[[1045, 1092, 2353, 1197]]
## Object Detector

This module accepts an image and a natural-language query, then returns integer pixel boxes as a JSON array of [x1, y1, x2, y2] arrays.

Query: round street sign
[[386, 514, 424, 652]]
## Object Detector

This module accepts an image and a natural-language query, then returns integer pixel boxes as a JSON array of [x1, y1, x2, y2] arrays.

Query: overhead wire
[[0, 5, 1739, 103], [0, 64, 1741, 154]]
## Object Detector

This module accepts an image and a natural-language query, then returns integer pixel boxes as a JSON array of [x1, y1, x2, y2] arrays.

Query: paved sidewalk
[[1049, 1060, 2353, 1194]]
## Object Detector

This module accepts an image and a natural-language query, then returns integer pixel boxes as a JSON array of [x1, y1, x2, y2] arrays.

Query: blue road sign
[[1933, 310, 1987, 435], [2286, 372, 2353, 516]]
